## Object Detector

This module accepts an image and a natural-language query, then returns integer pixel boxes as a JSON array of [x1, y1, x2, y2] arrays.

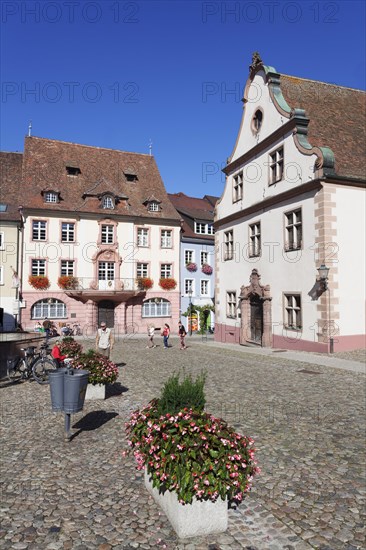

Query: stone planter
[[144, 469, 228, 538], [85, 383, 106, 400]]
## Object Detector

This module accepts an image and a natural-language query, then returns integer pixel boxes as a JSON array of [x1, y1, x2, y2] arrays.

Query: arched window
[[142, 298, 171, 318], [31, 299, 67, 319], [252, 109, 263, 133]]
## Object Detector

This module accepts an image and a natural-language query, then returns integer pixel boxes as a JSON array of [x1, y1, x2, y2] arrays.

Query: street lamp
[[317, 263, 334, 353], [187, 288, 193, 336]]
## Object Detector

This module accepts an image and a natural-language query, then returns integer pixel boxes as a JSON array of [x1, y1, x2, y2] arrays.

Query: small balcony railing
[[61, 277, 140, 292]]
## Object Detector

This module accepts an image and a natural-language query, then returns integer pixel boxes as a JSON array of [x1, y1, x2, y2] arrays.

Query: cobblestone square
[[1, 337, 365, 549]]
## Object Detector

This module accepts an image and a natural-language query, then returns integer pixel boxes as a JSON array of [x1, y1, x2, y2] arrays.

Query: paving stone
[[0, 337, 365, 549]]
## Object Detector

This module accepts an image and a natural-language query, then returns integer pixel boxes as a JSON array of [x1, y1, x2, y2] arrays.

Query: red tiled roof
[[280, 75, 366, 180], [168, 192, 218, 240], [20, 137, 181, 220], [0, 152, 23, 221]]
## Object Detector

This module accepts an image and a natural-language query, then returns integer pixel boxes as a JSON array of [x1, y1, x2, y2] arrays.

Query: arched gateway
[[239, 269, 272, 347]]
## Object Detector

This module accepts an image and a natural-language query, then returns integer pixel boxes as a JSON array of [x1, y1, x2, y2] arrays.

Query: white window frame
[[44, 192, 58, 203], [137, 228, 149, 247], [285, 209, 302, 251], [61, 222, 75, 243], [184, 279, 194, 295], [0, 232, 4, 250], [161, 229, 172, 248], [31, 299, 67, 319], [200, 251, 209, 266], [269, 146, 284, 185], [0, 265, 3, 285], [148, 202, 159, 212], [224, 230, 234, 261], [249, 222, 261, 257], [284, 293, 302, 330], [137, 263, 148, 278], [160, 264, 172, 278], [101, 224, 114, 244], [31, 259, 46, 276], [184, 250, 194, 264], [194, 222, 214, 235], [61, 260, 74, 276], [142, 298, 171, 318], [233, 172, 243, 202], [32, 221, 47, 241], [102, 196, 114, 209], [226, 291, 237, 318], [200, 279, 209, 296], [98, 261, 115, 281]]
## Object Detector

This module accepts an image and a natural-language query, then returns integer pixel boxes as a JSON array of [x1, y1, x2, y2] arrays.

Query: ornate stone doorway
[[240, 269, 272, 347]]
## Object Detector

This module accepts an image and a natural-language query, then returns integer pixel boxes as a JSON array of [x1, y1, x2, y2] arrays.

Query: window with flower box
[[200, 251, 208, 266], [142, 298, 171, 318], [249, 222, 261, 257], [269, 146, 284, 185], [101, 224, 114, 244], [31, 259, 46, 276], [61, 260, 74, 276], [61, 222, 75, 242], [285, 209, 302, 251], [185, 250, 194, 264], [161, 229, 172, 248], [284, 294, 302, 330], [137, 228, 149, 247], [137, 263, 148, 278], [227, 291, 237, 318], [160, 264, 172, 278], [32, 221, 47, 241]]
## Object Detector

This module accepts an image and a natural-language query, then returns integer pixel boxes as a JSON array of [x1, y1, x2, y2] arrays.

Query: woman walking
[[178, 321, 187, 350], [162, 323, 170, 349]]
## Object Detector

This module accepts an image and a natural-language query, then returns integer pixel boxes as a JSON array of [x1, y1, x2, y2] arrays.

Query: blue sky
[[1, 0, 365, 198]]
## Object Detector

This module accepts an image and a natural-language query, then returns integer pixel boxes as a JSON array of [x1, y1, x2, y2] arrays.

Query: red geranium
[[28, 275, 50, 290], [159, 278, 177, 291]]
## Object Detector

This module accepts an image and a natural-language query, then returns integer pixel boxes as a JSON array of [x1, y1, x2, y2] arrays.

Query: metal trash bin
[[49, 368, 68, 411], [64, 369, 89, 413], [49, 368, 89, 413]]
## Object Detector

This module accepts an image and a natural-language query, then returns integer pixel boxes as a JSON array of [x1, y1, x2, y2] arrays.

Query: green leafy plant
[[74, 349, 118, 385], [58, 275, 79, 290], [124, 400, 259, 505], [182, 304, 215, 334], [157, 370, 206, 415]]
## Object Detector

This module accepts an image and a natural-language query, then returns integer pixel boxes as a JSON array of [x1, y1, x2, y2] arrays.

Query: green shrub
[[157, 369, 206, 415]]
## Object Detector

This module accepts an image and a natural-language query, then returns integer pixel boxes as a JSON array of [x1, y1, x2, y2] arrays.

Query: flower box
[[136, 277, 153, 291], [28, 275, 50, 290], [144, 468, 228, 538], [201, 263, 213, 275], [186, 262, 197, 273], [158, 277, 177, 291], [85, 383, 106, 400], [58, 275, 79, 290]]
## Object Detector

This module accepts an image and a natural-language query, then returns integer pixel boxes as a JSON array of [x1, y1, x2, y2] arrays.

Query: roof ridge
[[26, 136, 152, 156], [281, 73, 365, 94]]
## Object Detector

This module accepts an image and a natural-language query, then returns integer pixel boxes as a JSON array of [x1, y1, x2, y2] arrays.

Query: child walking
[[147, 324, 156, 348]]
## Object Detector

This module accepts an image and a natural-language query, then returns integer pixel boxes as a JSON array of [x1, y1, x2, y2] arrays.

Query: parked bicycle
[[7, 342, 57, 385]]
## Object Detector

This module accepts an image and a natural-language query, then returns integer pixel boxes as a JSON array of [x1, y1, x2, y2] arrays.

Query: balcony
[[62, 277, 146, 303]]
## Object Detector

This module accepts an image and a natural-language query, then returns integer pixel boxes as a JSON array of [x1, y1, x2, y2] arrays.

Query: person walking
[[43, 317, 52, 339], [147, 324, 156, 348], [178, 321, 187, 350], [161, 323, 170, 349], [95, 322, 114, 358]]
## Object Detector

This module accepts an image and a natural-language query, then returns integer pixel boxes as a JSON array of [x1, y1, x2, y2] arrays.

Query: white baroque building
[[214, 54, 366, 352]]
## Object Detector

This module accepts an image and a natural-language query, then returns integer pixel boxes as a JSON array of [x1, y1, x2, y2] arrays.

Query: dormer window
[[148, 202, 159, 212], [44, 191, 58, 203], [102, 195, 115, 209], [124, 172, 138, 182], [66, 166, 81, 176]]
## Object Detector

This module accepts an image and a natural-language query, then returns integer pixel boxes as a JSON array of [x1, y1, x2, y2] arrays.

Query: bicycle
[[7, 342, 57, 385]]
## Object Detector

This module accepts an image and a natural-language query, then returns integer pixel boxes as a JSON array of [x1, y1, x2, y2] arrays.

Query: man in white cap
[[95, 322, 114, 358]]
